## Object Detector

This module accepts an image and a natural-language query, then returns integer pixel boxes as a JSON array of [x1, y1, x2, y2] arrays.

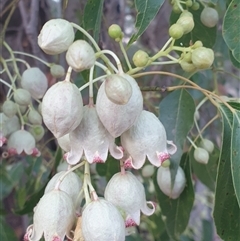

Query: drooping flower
[[104, 171, 155, 227], [66, 105, 123, 165], [121, 110, 177, 169], [81, 198, 125, 241], [7, 130, 40, 156], [96, 74, 143, 138], [57, 133, 70, 152], [44, 171, 82, 207], [42, 80, 83, 138], [157, 166, 186, 199], [24, 190, 75, 241]]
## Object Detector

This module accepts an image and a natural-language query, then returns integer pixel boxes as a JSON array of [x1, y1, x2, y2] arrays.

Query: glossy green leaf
[[0, 217, 18, 241], [190, 145, 219, 191], [231, 112, 240, 207], [153, 153, 194, 239], [213, 106, 240, 240], [159, 89, 195, 178], [223, 0, 240, 63], [83, 0, 104, 42], [128, 0, 165, 45], [170, 6, 217, 48]]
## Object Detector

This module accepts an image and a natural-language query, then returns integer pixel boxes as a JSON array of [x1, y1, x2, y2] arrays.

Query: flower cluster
[[18, 17, 192, 241]]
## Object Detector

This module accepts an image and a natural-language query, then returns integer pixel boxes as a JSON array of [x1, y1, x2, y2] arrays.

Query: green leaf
[[0, 217, 18, 241], [213, 106, 240, 240], [170, 5, 217, 48], [83, 0, 104, 42], [223, 0, 240, 63], [190, 145, 219, 191], [153, 153, 194, 239], [96, 156, 120, 181], [231, 112, 240, 207], [229, 50, 240, 68], [159, 89, 195, 178], [128, 0, 165, 45]]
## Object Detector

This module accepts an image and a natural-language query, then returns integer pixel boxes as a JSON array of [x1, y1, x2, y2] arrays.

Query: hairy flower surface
[[44, 171, 82, 206], [121, 110, 177, 169], [42, 80, 83, 138], [66, 105, 123, 165], [82, 198, 125, 241], [104, 171, 155, 226], [24, 190, 75, 241], [157, 166, 186, 199], [7, 130, 40, 156], [96, 74, 143, 137]]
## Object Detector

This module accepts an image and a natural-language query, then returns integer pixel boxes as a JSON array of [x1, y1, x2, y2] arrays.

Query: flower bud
[[104, 74, 132, 105], [24, 190, 75, 241], [19, 105, 27, 114], [7, 130, 40, 156], [50, 64, 65, 78], [42, 80, 83, 138], [44, 171, 82, 206], [21, 67, 48, 99], [157, 166, 186, 199], [29, 125, 45, 142], [2, 100, 17, 118], [194, 147, 209, 164], [0, 113, 20, 137], [66, 40, 96, 72], [177, 16, 194, 34], [38, 19, 75, 55], [96, 74, 143, 137], [200, 7, 219, 28], [142, 165, 155, 178], [28, 109, 42, 125], [14, 88, 31, 106], [200, 138, 214, 154], [180, 60, 197, 72], [191, 47, 214, 69], [108, 24, 123, 41], [169, 24, 184, 39], [191, 2, 200, 10], [132, 50, 149, 67], [82, 198, 125, 241]]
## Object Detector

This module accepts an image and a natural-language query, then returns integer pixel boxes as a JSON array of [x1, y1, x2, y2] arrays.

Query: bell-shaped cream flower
[[7, 130, 40, 156], [24, 190, 75, 241], [42, 80, 83, 138], [82, 198, 125, 241], [96, 74, 143, 137], [44, 171, 82, 207], [66, 105, 123, 165], [121, 110, 177, 169], [104, 171, 155, 226]]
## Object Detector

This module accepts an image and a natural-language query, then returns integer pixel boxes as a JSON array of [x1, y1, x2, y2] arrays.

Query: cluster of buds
[[0, 66, 50, 157]]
